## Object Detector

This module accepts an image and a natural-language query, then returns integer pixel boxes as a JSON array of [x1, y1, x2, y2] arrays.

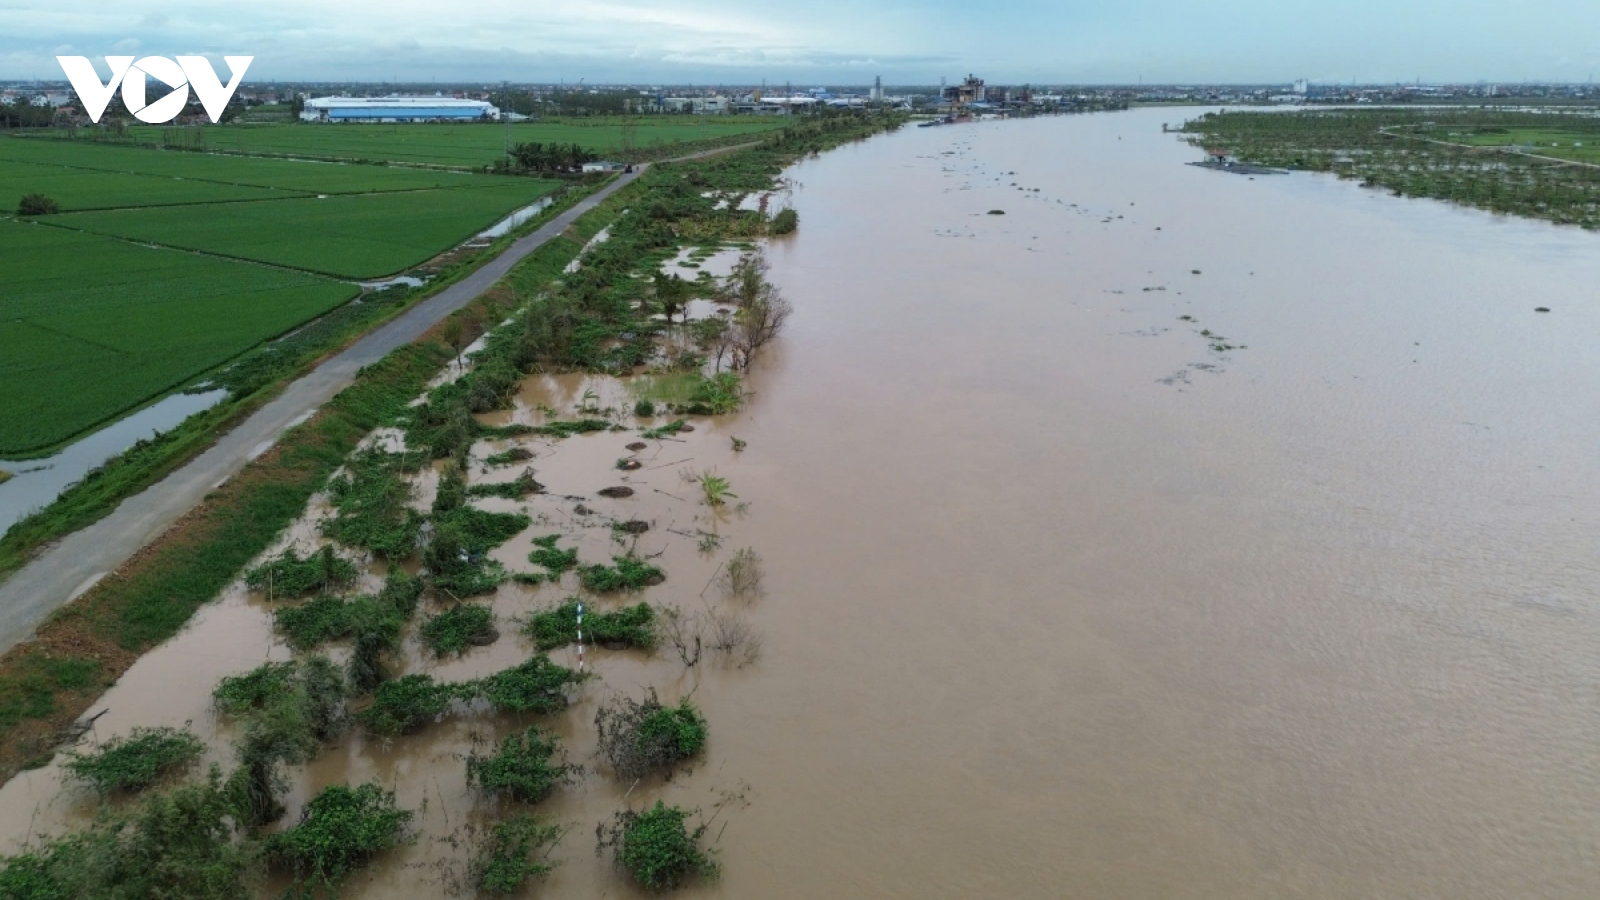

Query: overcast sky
[[5, 0, 1599, 85]]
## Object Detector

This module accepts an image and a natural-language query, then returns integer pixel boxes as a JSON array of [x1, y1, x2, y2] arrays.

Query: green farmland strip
[[0, 220, 355, 455], [108, 120, 788, 167], [51, 181, 562, 279], [0, 158, 296, 211], [0, 137, 545, 196]]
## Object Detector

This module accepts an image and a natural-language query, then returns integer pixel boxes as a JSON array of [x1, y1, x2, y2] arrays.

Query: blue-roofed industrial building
[[301, 96, 499, 123]]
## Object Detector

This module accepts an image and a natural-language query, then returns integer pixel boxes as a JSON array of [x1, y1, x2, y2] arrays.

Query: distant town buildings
[[299, 96, 498, 122]]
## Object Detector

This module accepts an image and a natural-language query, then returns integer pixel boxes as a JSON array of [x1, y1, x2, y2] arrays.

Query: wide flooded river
[[6, 108, 1600, 898]]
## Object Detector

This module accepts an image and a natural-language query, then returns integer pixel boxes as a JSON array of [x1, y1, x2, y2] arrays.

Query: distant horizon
[[6, 75, 1599, 91], [5, 0, 1599, 86]]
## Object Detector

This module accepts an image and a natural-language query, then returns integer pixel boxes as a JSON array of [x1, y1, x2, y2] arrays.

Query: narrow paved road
[[0, 164, 655, 652]]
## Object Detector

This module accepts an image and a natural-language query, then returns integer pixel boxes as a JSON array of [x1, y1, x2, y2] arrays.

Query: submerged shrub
[[465, 726, 574, 803], [420, 604, 497, 656], [472, 814, 561, 895], [719, 547, 764, 600], [378, 568, 424, 619], [580, 556, 664, 593], [524, 599, 655, 650], [358, 674, 452, 736], [346, 599, 405, 694], [63, 726, 204, 794], [245, 546, 358, 600], [217, 657, 347, 826], [467, 469, 543, 500], [322, 447, 425, 557], [679, 372, 743, 415], [0, 770, 256, 900], [469, 655, 585, 715], [769, 207, 799, 235], [426, 506, 529, 597], [598, 801, 718, 892], [273, 595, 358, 649], [213, 661, 297, 715], [527, 534, 579, 578], [594, 690, 707, 780], [266, 783, 412, 892]]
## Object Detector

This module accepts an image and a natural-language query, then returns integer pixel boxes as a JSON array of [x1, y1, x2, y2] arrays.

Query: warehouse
[[300, 96, 499, 123]]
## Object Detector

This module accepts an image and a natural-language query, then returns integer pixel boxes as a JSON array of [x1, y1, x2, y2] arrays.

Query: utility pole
[[502, 80, 511, 160]]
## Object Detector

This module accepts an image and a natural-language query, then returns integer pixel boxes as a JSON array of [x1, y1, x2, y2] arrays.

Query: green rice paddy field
[[52, 184, 562, 278], [112, 118, 787, 167], [0, 135, 566, 455], [0, 221, 354, 454], [1436, 126, 1600, 164]]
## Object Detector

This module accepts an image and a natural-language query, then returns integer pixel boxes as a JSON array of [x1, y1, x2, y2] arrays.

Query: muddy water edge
[[7, 107, 1600, 898]]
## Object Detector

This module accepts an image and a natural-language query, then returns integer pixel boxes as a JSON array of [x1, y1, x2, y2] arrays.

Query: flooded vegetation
[[1183, 107, 1600, 228], [8, 104, 1600, 898]]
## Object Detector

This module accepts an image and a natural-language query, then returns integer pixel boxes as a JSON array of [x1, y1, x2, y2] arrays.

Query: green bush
[[244, 546, 358, 600], [634, 399, 656, 417], [469, 655, 585, 715], [266, 783, 412, 892], [599, 801, 718, 892], [594, 690, 706, 780], [472, 814, 561, 895], [357, 674, 452, 736], [527, 534, 578, 577], [377, 568, 424, 618], [222, 656, 345, 826], [639, 419, 688, 440], [18, 193, 59, 216], [769, 207, 798, 235], [213, 661, 297, 715], [465, 726, 573, 803], [467, 470, 543, 500], [426, 506, 529, 596], [581, 556, 664, 593], [63, 726, 204, 794], [420, 604, 497, 656], [321, 447, 425, 557], [524, 599, 654, 650], [0, 770, 256, 900], [679, 372, 743, 415], [273, 595, 358, 649]]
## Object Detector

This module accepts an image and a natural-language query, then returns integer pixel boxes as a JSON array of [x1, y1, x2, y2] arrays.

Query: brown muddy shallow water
[[8, 108, 1600, 898]]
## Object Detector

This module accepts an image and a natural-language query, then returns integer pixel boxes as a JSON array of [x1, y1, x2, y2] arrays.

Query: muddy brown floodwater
[[8, 107, 1600, 898]]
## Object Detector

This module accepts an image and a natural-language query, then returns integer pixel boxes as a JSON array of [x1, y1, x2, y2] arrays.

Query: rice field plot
[[49, 179, 563, 279], [0, 157, 293, 212], [0, 220, 356, 455], [0, 136, 541, 197], [113, 119, 788, 167], [1445, 128, 1600, 164]]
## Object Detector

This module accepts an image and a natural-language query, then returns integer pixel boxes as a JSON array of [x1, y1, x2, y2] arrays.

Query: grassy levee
[[0, 193, 615, 776], [0, 182, 602, 586]]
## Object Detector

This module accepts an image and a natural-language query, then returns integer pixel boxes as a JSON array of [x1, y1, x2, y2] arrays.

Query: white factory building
[[300, 96, 499, 123]]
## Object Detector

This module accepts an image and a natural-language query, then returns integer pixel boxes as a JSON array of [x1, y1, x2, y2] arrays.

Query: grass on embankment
[[0, 204, 608, 775]]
